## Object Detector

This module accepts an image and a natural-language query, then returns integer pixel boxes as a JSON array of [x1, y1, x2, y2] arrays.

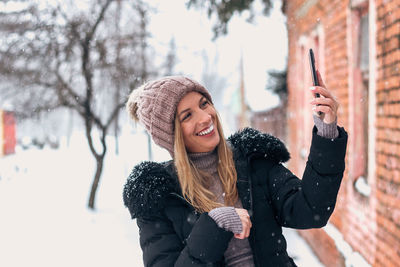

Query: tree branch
[[87, 0, 114, 43], [105, 101, 125, 130], [80, 0, 113, 136], [54, 70, 83, 106]]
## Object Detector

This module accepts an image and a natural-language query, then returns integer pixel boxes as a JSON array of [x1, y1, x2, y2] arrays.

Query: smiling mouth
[[196, 124, 214, 136]]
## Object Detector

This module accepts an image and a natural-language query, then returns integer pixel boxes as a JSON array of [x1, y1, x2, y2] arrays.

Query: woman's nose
[[198, 110, 212, 124]]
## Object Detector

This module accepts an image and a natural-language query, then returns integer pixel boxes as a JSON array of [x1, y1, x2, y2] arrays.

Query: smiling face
[[176, 91, 220, 153]]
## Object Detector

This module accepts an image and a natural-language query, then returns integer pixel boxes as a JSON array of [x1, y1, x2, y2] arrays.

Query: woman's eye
[[182, 113, 191, 121], [201, 100, 209, 108]]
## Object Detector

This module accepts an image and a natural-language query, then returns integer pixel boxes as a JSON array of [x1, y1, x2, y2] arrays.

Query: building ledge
[[354, 176, 371, 197], [324, 223, 371, 267]]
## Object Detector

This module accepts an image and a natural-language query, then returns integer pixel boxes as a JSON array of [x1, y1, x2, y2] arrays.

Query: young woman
[[123, 75, 347, 267]]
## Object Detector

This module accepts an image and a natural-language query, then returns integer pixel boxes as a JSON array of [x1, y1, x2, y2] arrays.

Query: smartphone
[[309, 48, 320, 94], [309, 48, 322, 114]]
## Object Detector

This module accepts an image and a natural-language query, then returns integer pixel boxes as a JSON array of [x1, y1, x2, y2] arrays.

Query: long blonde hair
[[174, 112, 238, 213]]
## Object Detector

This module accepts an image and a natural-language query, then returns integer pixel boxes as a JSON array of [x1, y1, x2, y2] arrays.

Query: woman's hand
[[309, 70, 339, 124], [234, 208, 252, 239]]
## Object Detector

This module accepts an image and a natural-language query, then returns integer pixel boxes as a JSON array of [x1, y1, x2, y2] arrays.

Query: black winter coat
[[123, 126, 348, 267]]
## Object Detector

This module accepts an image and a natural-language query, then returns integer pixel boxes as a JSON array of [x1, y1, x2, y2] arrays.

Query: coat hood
[[228, 127, 290, 163], [123, 127, 290, 219]]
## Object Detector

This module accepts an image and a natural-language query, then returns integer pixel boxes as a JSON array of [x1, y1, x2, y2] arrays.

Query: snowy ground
[[0, 130, 323, 267]]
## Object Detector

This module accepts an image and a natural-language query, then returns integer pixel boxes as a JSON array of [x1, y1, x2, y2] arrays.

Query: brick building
[[250, 102, 288, 142], [282, 0, 399, 266], [0, 110, 16, 156]]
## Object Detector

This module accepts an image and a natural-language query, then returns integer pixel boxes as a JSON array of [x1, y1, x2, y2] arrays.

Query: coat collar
[[227, 127, 290, 164], [123, 161, 180, 219], [123, 128, 290, 218]]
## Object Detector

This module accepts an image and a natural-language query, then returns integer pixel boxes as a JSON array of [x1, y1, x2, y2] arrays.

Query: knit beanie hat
[[126, 76, 213, 156]]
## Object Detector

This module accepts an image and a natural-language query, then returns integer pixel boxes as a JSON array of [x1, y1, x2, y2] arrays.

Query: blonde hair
[[173, 111, 238, 213]]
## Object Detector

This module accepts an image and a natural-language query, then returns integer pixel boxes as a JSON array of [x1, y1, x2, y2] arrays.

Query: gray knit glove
[[313, 114, 339, 139], [208, 206, 243, 234]]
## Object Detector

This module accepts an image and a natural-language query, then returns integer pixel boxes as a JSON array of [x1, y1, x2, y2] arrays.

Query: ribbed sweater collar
[[188, 148, 218, 174]]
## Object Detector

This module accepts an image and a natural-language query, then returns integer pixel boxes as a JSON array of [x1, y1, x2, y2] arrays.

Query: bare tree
[[0, 0, 157, 209], [201, 50, 226, 111], [266, 68, 288, 103], [163, 37, 177, 76]]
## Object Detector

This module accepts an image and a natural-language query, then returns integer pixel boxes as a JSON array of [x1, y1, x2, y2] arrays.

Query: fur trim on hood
[[123, 161, 180, 219], [123, 127, 290, 218], [228, 127, 290, 163]]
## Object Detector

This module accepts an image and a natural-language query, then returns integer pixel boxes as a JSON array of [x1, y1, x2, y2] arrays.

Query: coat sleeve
[[262, 126, 348, 229], [137, 211, 233, 267]]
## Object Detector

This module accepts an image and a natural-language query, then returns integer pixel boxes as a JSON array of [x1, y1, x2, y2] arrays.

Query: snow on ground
[[0, 130, 323, 267], [284, 228, 324, 267]]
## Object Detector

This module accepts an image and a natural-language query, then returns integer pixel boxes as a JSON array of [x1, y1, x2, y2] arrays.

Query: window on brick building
[[352, 3, 371, 196], [359, 14, 369, 78]]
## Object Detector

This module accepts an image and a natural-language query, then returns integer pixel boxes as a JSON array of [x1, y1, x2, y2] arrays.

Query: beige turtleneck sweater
[[189, 150, 255, 267]]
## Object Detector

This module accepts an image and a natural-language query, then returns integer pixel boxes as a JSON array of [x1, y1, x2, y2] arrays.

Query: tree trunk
[[88, 155, 104, 209], [84, 118, 107, 210], [114, 132, 119, 155], [67, 109, 74, 147], [147, 131, 152, 161]]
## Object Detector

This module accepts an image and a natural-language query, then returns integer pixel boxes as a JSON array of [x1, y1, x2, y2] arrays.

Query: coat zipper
[[170, 192, 190, 205], [170, 160, 257, 266], [246, 155, 259, 267]]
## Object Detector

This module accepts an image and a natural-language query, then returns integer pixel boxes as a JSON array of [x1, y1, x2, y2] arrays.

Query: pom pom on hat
[[126, 84, 146, 122]]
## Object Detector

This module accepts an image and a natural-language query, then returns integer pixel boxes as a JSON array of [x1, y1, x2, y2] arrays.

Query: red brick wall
[[3, 111, 16, 155], [250, 102, 287, 142], [374, 0, 400, 265], [0, 110, 16, 156], [284, 0, 400, 266]]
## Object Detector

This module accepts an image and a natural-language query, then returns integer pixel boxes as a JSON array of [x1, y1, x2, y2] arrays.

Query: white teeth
[[197, 124, 214, 136]]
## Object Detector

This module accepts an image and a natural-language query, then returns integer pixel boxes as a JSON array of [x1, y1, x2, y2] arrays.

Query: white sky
[[0, 0, 288, 112], [149, 0, 288, 111]]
